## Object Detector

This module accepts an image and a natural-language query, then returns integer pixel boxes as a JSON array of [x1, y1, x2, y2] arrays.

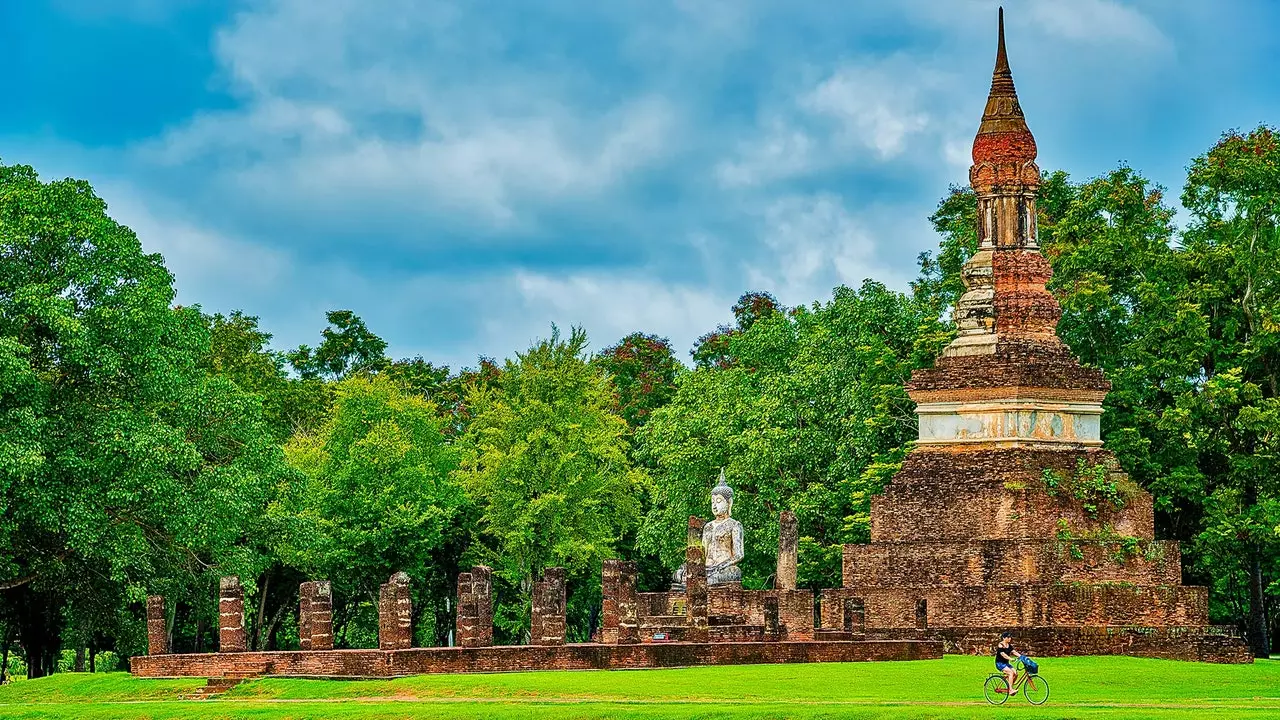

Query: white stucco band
[[915, 398, 1103, 445]]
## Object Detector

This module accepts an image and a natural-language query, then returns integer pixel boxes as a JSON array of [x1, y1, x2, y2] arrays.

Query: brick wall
[[456, 566, 494, 648], [146, 596, 168, 656], [870, 447, 1154, 543], [132, 639, 943, 678], [820, 584, 1208, 630], [378, 573, 412, 651], [601, 560, 639, 645], [843, 539, 1182, 588], [530, 568, 567, 646], [218, 576, 246, 653], [868, 625, 1252, 664]]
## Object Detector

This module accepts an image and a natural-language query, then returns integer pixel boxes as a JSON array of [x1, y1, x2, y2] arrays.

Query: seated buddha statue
[[671, 469, 745, 588]]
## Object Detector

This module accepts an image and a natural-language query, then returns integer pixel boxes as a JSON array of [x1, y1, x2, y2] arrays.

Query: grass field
[[0, 655, 1277, 719]]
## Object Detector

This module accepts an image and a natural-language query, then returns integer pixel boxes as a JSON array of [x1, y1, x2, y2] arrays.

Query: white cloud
[[1027, 0, 1171, 51], [135, 0, 680, 228]]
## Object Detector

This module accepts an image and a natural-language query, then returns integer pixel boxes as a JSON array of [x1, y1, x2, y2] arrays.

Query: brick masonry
[[378, 572, 412, 651], [601, 560, 639, 645], [218, 576, 246, 653], [684, 517, 709, 644], [456, 566, 494, 648], [131, 639, 942, 679], [777, 511, 798, 591], [146, 595, 168, 656], [309, 581, 334, 651], [530, 568, 567, 646]]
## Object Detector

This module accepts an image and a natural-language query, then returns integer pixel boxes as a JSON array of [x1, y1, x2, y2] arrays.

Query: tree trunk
[[73, 647, 85, 672], [88, 647, 96, 674], [0, 626, 12, 684], [1246, 547, 1271, 657]]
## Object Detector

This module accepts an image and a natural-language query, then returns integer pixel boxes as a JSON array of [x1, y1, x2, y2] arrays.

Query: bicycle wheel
[[984, 675, 1010, 705], [1023, 674, 1050, 705]]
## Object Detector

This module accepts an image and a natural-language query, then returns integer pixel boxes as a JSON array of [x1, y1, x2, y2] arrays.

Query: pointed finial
[[971, 6, 1037, 167]]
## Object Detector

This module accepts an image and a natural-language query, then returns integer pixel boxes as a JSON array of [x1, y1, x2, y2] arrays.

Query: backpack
[[1020, 655, 1039, 674]]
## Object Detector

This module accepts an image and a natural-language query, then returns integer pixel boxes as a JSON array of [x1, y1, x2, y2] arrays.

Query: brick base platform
[[131, 640, 942, 679], [864, 626, 1253, 664]]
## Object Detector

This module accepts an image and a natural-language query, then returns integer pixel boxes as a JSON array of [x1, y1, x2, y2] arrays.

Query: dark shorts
[[996, 662, 1013, 672]]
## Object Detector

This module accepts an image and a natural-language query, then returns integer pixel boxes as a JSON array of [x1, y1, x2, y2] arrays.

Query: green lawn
[[0, 655, 1277, 719]]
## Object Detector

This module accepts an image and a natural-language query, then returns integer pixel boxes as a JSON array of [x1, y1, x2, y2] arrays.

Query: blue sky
[[2, 0, 1278, 371]]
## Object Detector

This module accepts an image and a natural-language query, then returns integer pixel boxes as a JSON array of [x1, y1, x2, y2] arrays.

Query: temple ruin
[[129, 11, 1251, 682]]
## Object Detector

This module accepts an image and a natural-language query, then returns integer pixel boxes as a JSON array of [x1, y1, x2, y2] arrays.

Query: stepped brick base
[[863, 626, 1253, 664], [131, 640, 941, 679]]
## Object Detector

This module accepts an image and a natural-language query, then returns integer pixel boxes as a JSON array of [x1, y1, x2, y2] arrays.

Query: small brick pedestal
[[379, 572, 413, 651], [777, 511, 798, 591], [146, 595, 168, 656], [456, 566, 494, 648], [601, 559, 639, 645], [218, 576, 246, 653], [300, 581, 334, 651], [530, 568, 567, 646], [685, 516, 709, 643]]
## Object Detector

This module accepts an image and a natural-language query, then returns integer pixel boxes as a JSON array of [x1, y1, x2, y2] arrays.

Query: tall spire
[[972, 6, 1036, 167]]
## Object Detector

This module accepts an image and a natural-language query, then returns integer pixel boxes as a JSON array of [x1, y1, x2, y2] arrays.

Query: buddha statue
[[671, 469, 745, 589]]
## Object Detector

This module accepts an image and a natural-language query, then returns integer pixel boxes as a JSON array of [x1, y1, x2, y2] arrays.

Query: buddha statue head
[[711, 468, 734, 520]]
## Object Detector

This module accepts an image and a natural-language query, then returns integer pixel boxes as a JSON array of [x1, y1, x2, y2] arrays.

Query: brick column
[[218, 576, 246, 653], [456, 566, 493, 648], [685, 516, 709, 643], [601, 559, 639, 645], [378, 572, 412, 651], [777, 510, 798, 591], [146, 595, 168, 656], [298, 582, 313, 651], [530, 567, 567, 646], [844, 597, 866, 633], [310, 581, 333, 650]]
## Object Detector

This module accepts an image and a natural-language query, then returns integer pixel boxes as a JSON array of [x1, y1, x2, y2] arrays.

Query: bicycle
[[983, 656, 1050, 705]]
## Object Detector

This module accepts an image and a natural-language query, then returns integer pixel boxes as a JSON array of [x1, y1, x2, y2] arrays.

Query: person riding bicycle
[[994, 632, 1019, 692]]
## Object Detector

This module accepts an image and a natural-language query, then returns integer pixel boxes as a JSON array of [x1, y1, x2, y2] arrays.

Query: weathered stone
[[146, 596, 168, 656], [777, 511, 798, 591], [456, 566, 493, 648], [530, 568, 567, 646], [685, 517, 709, 643], [218, 576, 246, 653], [601, 559, 639, 645], [309, 581, 334, 650], [379, 572, 412, 651]]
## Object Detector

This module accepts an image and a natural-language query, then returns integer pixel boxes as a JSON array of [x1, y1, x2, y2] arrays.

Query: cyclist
[[994, 632, 1019, 692]]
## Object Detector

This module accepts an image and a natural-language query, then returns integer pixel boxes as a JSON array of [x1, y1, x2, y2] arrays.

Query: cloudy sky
[[3, 0, 1277, 370]]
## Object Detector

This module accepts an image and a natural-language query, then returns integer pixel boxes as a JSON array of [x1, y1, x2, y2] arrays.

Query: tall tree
[[454, 326, 642, 642], [275, 374, 467, 647], [638, 282, 943, 589], [0, 162, 288, 675], [593, 333, 681, 429], [1178, 126, 1280, 657], [287, 310, 390, 380]]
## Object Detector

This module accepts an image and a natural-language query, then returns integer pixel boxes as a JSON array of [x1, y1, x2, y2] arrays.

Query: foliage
[[287, 310, 390, 380], [455, 326, 642, 641], [1041, 459, 1134, 518], [274, 374, 467, 647], [0, 161, 296, 676], [638, 282, 943, 589], [592, 333, 681, 428]]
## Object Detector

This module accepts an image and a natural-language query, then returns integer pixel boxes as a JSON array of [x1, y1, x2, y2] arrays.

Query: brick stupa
[[820, 9, 1251, 663]]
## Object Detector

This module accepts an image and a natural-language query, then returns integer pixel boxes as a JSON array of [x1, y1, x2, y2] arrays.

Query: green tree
[[275, 374, 467, 648], [287, 310, 390, 380], [1177, 126, 1280, 657], [592, 333, 681, 429], [0, 162, 288, 675], [638, 282, 943, 589], [455, 326, 642, 642]]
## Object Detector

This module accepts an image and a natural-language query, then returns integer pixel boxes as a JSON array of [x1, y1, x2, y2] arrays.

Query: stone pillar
[[299, 581, 333, 651], [146, 595, 168, 656], [777, 510, 798, 591], [218, 576, 246, 653], [764, 595, 780, 639], [601, 559, 639, 645], [456, 566, 494, 648], [685, 516, 709, 643], [530, 567, 567, 646], [378, 572, 412, 651], [298, 582, 314, 651], [844, 597, 865, 633]]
